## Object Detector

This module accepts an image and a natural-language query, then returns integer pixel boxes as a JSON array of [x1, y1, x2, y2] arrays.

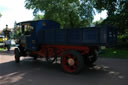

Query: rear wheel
[[61, 50, 84, 73], [85, 49, 98, 66], [14, 48, 20, 63]]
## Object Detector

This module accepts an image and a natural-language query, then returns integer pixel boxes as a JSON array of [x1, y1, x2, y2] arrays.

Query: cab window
[[24, 24, 34, 35]]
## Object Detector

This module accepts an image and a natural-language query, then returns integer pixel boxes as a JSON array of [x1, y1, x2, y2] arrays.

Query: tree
[[94, 0, 128, 34], [25, 0, 95, 28], [25, 0, 128, 32], [33, 14, 44, 20], [12, 21, 23, 39]]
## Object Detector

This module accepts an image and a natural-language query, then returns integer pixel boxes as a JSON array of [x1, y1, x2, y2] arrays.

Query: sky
[[93, 10, 107, 22], [0, 0, 34, 30], [0, 0, 107, 30]]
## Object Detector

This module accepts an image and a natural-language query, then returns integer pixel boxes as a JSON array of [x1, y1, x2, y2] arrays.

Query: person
[[3, 25, 11, 38], [4, 39, 11, 51]]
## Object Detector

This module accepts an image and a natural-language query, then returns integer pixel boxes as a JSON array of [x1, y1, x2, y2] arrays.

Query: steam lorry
[[14, 20, 117, 73]]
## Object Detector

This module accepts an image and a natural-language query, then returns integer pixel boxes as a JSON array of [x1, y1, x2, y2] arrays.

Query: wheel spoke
[[67, 54, 72, 58], [46, 47, 57, 63], [62, 57, 67, 62], [75, 60, 79, 65], [61, 50, 84, 73], [63, 54, 78, 72], [65, 56, 69, 60], [72, 55, 76, 59], [72, 65, 77, 69]]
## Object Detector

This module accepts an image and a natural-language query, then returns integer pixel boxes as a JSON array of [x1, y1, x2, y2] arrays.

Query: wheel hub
[[68, 58, 75, 66]]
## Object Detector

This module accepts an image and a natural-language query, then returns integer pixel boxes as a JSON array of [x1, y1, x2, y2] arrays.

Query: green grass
[[99, 48, 128, 59], [0, 48, 6, 51]]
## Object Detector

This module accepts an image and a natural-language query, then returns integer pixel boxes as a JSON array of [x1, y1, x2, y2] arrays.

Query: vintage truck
[[14, 20, 117, 73]]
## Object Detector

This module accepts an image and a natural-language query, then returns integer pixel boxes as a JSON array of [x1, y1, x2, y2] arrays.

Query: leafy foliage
[[13, 26, 22, 39], [25, 0, 127, 34], [95, 0, 128, 34], [25, 0, 95, 28], [94, 0, 118, 15], [33, 14, 44, 20]]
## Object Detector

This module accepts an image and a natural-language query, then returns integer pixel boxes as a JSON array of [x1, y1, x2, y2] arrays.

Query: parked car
[[0, 35, 7, 47]]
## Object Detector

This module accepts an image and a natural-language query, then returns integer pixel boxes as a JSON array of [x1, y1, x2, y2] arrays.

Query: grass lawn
[[99, 48, 128, 59], [0, 48, 6, 51]]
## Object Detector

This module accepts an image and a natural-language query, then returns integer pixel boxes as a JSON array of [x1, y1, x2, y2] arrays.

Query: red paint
[[61, 53, 78, 73], [32, 44, 90, 57]]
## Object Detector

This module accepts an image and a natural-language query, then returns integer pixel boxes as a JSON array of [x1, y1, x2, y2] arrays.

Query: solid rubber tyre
[[84, 49, 98, 66], [14, 48, 20, 63], [61, 50, 84, 74]]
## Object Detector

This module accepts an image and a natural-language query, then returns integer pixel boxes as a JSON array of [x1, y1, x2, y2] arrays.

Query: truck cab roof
[[17, 20, 60, 30]]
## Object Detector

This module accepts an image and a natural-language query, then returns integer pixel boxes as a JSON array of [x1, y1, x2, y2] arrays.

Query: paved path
[[0, 49, 128, 85]]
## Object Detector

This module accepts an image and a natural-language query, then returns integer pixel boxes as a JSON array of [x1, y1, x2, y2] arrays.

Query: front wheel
[[14, 48, 20, 63], [61, 50, 84, 74]]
